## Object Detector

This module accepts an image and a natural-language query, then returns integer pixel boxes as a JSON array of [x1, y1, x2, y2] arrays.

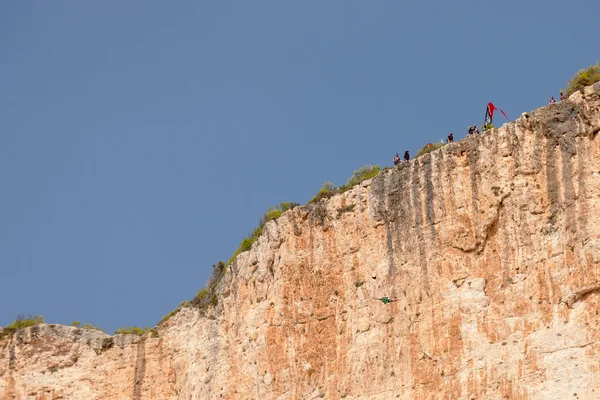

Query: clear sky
[[1, 1, 598, 333]]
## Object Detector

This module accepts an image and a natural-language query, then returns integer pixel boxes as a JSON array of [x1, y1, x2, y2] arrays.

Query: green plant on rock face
[[113, 326, 157, 336], [81, 323, 106, 333], [566, 62, 600, 97], [345, 165, 381, 188], [261, 207, 283, 226], [1, 315, 45, 339], [229, 202, 298, 265], [158, 301, 190, 326], [278, 202, 300, 211], [70, 320, 105, 332], [196, 288, 209, 300], [309, 181, 337, 204], [415, 142, 446, 158], [483, 123, 496, 131], [206, 261, 227, 290]]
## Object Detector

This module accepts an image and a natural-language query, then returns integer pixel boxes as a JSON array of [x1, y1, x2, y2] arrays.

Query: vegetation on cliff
[[566, 62, 600, 96], [309, 165, 381, 204], [71, 321, 106, 333], [5, 64, 599, 336], [0, 315, 44, 339], [415, 142, 446, 158], [114, 326, 159, 337], [228, 202, 300, 265]]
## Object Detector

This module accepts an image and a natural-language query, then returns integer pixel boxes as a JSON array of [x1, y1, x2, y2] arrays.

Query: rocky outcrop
[[2, 83, 600, 400]]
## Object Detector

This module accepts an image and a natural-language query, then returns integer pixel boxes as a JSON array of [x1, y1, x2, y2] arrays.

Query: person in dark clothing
[[404, 151, 410, 162], [550, 96, 556, 104], [447, 132, 454, 143], [393, 153, 400, 166], [474, 125, 480, 134], [468, 126, 474, 135]]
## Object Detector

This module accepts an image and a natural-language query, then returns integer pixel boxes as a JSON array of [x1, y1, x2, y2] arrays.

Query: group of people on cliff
[[393, 90, 569, 167], [393, 151, 410, 166], [550, 91, 566, 104]]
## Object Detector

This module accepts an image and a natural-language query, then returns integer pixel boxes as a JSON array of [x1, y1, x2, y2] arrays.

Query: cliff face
[[2, 83, 600, 400]]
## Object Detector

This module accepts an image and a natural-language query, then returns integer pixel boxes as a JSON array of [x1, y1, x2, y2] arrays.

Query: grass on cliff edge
[[0, 315, 44, 339], [154, 168, 380, 326], [415, 142, 446, 158], [71, 321, 106, 333], [228, 202, 299, 265], [158, 203, 300, 326], [114, 326, 159, 337], [309, 165, 381, 204], [566, 62, 600, 97]]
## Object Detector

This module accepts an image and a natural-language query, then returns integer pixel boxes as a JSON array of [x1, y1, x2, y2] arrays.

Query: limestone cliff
[[2, 83, 600, 400]]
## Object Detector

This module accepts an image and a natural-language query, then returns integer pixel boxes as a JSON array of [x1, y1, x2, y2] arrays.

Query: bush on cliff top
[[0, 315, 45, 339], [71, 321, 105, 333], [157, 261, 229, 326], [415, 142, 446, 158], [309, 165, 381, 204], [344, 165, 381, 189], [228, 202, 299, 265], [309, 181, 337, 203], [566, 62, 600, 97], [157, 300, 191, 326], [158, 201, 300, 327], [114, 326, 158, 337]]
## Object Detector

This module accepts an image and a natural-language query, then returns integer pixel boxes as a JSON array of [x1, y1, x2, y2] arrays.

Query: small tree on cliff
[[566, 62, 600, 97]]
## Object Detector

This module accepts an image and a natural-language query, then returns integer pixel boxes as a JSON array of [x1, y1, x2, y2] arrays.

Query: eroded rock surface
[[2, 84, 600, 399]]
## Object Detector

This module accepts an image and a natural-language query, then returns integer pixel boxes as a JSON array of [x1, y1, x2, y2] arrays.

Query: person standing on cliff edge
[[404, 151, 410, 162]]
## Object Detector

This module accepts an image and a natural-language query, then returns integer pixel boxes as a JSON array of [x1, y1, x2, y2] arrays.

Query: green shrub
[[310, 167, 381, 203], [81, 323, 105, 333], [483, 123, 496, 131], [113, 326, 157, 337], [345, 165, 381, 188], [70, 320, 105, 332], [1, 315, 45, 339], [566, 62, 600, 97], [261, 207, 283, 225], [309, 181, 337, 204], [206, 261, 227, 290], [278, 202, 300, 211], [229, 230, 261, 265], [158, 301, 190, 326], [229, 202, 298, 265], [195, 288, 209, 301], [415, 143, 446, 158], [191, 287, 219, 310]]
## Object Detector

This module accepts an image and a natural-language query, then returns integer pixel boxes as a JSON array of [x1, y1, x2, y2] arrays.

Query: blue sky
[[1, 1, 598, 333]]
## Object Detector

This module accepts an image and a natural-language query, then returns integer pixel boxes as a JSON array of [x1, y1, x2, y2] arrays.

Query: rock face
[[2, 83, 600, 400]]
